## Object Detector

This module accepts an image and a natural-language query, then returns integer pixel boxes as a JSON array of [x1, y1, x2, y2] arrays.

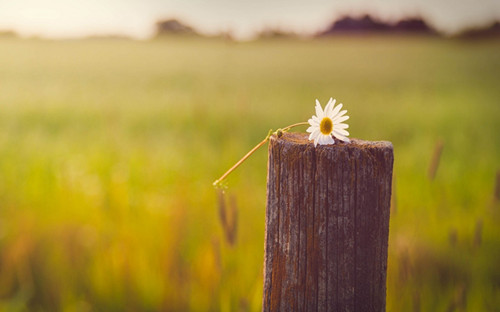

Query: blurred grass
[[0, 36, 499, 311]]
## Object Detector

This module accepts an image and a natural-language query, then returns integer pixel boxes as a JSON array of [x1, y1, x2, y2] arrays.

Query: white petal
[[314, 135, 320, 147], [309, 129, 319, 140], [317, 134, 334, 145], [331, 102, 343, 117], [308, 118, 319, 127], [333, 115, 349, 123], [315, 99, 324, 118], [334, 110, 347, 119], [332, 130, 349, 142], [318, 135, 326, 145], [323, 135, 335, 145], [312, 115, 321, 123], [335, 123, 349, 129], [324, 98, 334, 116], [339, 135, 350, 143], [315, 136, 322, 145], [328, 98, 335, 114], [306, 125, 317, 133], [332, 128, 349, 136]]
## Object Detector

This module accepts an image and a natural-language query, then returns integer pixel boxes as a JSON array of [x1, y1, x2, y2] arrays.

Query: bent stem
[[281, 122, 309, 132], [213, 122, 308, 187]]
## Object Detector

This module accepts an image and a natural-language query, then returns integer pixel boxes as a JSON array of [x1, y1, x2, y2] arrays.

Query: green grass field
[[0, 36, 499, 311]]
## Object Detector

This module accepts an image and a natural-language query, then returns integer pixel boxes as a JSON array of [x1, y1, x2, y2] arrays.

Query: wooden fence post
[[263, 132, 394, 312]]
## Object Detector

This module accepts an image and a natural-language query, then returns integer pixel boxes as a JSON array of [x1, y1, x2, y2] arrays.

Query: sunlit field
[[0, 36, 499, 311]]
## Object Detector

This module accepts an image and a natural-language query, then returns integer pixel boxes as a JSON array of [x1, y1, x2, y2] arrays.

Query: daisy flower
[[307, 98, 350, 147]]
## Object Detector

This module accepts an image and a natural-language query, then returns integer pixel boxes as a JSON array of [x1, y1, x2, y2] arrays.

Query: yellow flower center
[[320, 117, 333, 135]]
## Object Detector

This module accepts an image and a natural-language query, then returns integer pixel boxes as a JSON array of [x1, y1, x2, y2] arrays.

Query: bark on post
[[263, 132, 394, 312]]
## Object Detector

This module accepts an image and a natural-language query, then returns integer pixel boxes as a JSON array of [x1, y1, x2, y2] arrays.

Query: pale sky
[[0, 0, 499, 39]]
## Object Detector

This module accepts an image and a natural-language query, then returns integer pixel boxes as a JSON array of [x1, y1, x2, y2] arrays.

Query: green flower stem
[[213, 122, 308, 187], [281, 121, 309, 133]]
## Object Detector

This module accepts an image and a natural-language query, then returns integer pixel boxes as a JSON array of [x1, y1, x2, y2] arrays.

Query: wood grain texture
[[263, 133, 394, 312]]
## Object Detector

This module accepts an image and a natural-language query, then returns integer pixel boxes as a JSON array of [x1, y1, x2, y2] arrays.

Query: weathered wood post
[[263, 133, 393, 311]]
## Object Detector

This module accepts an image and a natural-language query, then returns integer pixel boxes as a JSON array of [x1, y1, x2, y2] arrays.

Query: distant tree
[[0, 30, 18, 38], [318, 15, 391, 36], [458, 21, 500, 39], [317, 15, 438, 36], [155, 19, 198, 37], [257, 28, 298, 40], [392, 18, 437, 34], [83, 34, 132, 41]]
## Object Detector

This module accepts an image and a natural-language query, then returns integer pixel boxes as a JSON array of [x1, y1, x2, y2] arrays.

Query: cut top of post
[[271, 132, 393, 151]]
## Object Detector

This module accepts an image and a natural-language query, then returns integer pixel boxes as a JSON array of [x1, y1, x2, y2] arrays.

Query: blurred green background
[[0, 35, 499, 311]]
